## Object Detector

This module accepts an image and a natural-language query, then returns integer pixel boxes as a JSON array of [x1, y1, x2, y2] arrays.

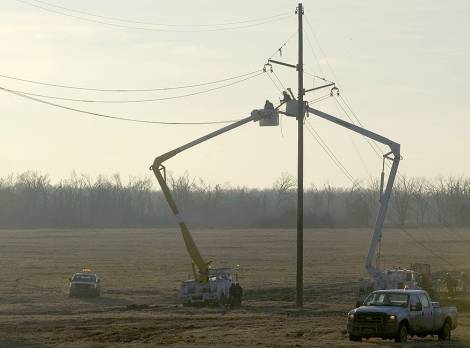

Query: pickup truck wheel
[[348, 334, 361, 342], [395, 323, 408, 343], [438, 321, 451, 341]]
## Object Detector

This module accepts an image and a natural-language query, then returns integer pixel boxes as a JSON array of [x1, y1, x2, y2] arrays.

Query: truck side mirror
[[411, 303, 422, 311], [355, 301, 361, 308]]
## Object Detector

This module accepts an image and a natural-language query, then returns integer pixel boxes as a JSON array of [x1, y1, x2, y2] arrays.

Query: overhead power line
[[332, 96, 383, 158], [24, 0, 291, 28], [304, 16, 386, 159], [304, 115, 455, 266], [305, 119, 356, 184], [265, 72, 283, 94], [15, 0, 293, 33], [3, 71, 265, 103], [268, 29, 297, 59], [398, 226, 455, 267], [0, 86, 241, 125], [302, 16, 457, 267], [0, 69, 261, 92]]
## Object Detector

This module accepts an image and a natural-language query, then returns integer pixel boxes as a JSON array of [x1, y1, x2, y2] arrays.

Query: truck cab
[[347, 289, 457, 343], [68, 269, 101, 298]]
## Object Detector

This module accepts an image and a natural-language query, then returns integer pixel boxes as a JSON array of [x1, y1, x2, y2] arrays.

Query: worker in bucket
[[264, 100, 274, 110]]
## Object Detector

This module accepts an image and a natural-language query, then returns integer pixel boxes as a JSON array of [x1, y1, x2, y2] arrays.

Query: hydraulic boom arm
[[150, 110, 276, 283], [305, 105, 401, 278]]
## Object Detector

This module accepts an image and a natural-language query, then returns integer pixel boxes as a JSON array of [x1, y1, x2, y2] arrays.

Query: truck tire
[[348, 334, 361, 342], [395, 323, 408, 343], [438, 320, 451, 341]]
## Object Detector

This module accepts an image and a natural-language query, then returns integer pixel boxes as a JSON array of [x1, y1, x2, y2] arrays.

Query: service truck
[[68, 269, 101, 298], [347, 289, 457, 343]]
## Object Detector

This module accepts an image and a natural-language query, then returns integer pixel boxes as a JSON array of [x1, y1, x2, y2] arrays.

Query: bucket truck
[[284, 100, 421, 301], [150, 107, 279, 306]]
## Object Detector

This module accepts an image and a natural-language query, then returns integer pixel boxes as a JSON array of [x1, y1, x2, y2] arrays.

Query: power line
[[305, 119, 356, 184], [303, 71, 334, 85], [3, 71, 265, 103], [26, 0, 291, 28], [304, 17, 340, 89], [303, 16, 458, 267], [268, 29, 298, 59], [304, 117, 454, 266], [271, 70, 286, 91], [331, 94, 457, 234], [15, 0, 293, 33], [303, 31, 327, 78], [332, 96, 384, 158], [338, 94, 385, 156], [392, 179, 470, 247], [305, 17, 387, 160], [265, 72, 283, 94], [330, 97, 465, 265], [0, 86, 241, 125], [0, 69, 262, 92], [307, 94, 331, 104], [398, 227, 455, 267]]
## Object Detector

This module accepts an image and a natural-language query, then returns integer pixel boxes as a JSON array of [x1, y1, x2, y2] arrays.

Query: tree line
[[0, 171, 469, 229]]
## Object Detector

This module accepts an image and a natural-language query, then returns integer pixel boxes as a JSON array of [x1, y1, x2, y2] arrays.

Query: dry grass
[[0, 227, 469, 347]]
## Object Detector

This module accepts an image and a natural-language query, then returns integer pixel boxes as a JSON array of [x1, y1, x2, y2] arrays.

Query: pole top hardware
[[263, 63, 273, 73]]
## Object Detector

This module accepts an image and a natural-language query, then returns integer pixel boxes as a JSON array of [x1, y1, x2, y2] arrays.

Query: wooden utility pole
[[269, 3, 316, 308], [296, 2, 304, 308]]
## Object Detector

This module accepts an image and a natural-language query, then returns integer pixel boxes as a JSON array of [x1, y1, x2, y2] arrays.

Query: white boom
[[304, 105, 401, 279]]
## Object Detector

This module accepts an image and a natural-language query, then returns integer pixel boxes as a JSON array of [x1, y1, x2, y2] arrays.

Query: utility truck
[[287, 101, 422, 300], [68, 268, 101, 298], [150, 107, 279, 306], [347, 289, 458, 343]]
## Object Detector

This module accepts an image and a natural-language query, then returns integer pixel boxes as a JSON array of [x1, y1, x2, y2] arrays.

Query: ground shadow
[[0, 341, 48, 348], [363, 338, 465, 347], [77, 295, 134, 307], [244, 282, 352, 302]]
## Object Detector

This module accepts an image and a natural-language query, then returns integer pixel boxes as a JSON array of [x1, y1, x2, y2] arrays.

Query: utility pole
[[270, 3, 331, 308], [296, 2, 304, 308]]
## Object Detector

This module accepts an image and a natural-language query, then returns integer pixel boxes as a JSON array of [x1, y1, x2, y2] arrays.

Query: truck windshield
[[364, 293, 409, 307], [72, 274, 96, 282]]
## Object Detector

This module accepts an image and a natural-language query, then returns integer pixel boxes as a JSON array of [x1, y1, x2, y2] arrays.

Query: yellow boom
[[150, 109, 277, 283]]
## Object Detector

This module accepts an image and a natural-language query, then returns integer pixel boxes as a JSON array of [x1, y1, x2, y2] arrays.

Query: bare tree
[[273, 172, 296, 201], [392, 176, 419, 227]]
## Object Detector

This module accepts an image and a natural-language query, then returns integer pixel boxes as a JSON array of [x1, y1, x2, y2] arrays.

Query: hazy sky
[[1, 0, 469, 188]]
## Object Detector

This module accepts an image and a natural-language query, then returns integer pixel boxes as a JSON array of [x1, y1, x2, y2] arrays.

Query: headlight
[[389, 315, 396, 321], [348, 313, 355, 320]]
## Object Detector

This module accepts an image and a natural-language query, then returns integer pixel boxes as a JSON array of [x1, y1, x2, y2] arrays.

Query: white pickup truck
[[347, 289, 457, 343]]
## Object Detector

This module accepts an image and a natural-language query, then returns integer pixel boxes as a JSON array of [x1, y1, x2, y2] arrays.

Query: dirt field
[[0, 227, 469, 347]]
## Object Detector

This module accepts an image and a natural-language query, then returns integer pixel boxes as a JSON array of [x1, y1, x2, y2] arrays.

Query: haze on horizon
[[1, 0, 469, 189]]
